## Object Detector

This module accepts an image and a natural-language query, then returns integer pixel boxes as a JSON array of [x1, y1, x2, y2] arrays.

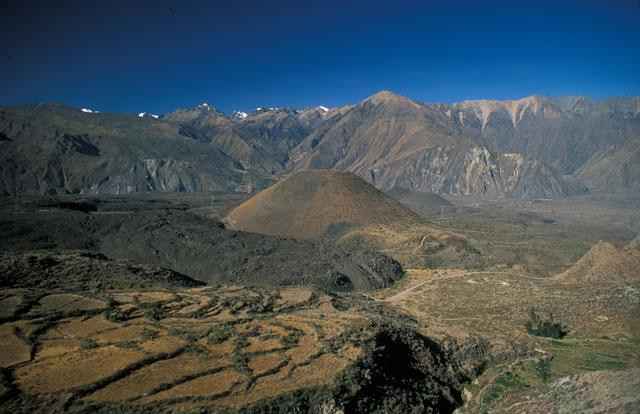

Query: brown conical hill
[[623, 233, 640, 256], [551, 240, 640, 285], [226, 169, 421, 240]]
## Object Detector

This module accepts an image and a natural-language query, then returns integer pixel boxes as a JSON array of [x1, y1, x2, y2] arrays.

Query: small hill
[[386, 186, 455, 216], [623, 233, 640, 255], [225, 170, 478, 268], [226, 170, 421, 240], [552, 238, 640, 284]]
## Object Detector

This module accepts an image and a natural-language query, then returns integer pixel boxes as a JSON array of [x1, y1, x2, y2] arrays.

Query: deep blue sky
[[1, 0, 638, 114]]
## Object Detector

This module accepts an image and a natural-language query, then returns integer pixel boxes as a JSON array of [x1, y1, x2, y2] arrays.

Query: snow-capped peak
[[138, 112, 159, 119], [197, 103, 211, 111], [253, 107, 280, 113], [232, 110, 248, 119], [318, 106, 329, 112], [81, 108, 99, 113]]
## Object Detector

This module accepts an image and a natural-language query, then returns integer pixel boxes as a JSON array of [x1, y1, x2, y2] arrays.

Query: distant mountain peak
[[232, 110, 248, 119], [364, 90, 419, 107], [317, 106, 329, 112], [197, 103, 222, 113], [81, 107, 99, 113], [138, 112, 159, 119]]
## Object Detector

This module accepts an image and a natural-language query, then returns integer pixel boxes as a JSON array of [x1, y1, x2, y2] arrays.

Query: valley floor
[[369, 268, 640, 413], [0, 192, 638, 413]]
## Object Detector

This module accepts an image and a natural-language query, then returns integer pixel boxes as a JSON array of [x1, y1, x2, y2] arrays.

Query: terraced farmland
[[0, 283, 480, 412]]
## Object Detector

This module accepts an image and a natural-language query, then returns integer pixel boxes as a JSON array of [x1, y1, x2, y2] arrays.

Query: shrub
[[280, 332, 301, 347], [144, 305, 165, 321], [207, 324, 233, 345], [537, 358, 551, 382], [81, 338, 98, 350], [525, 309, 568, 339]]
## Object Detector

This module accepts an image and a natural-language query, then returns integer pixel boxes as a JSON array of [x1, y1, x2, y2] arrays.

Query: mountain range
[[1, 91, 638, 198]]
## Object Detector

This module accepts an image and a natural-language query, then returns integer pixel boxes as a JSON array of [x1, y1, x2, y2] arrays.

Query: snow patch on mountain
[[138, 112, 159, 119], [232, 111, 248, 119], [81, 108, 99, 113]]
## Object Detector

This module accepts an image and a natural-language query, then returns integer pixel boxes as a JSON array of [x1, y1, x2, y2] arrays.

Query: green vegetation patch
[[525, 309, 568, 339], [482, 371, 529, 405], [207, 324, 234, 345], [578, 352, 629, 372]]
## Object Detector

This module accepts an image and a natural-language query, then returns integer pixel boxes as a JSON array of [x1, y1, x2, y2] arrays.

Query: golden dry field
[[0, 285, 373, 412]]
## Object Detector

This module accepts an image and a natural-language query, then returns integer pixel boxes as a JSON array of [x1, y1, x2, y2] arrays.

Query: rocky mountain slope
[[1, 92, 637, 198], [163, 104, 324, 176], [287, 91, 635, 197], [0, 103, 268, 195]]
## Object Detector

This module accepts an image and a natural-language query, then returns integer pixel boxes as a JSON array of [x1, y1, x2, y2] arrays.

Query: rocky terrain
[[0, 188, 638, 413], [287, 91, 637, 197], [385, 186, 455, 216], [1, 92, 637, 198], [0, 206, 403, 292]]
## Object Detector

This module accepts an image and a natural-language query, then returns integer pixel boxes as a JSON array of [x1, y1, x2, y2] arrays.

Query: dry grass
[[0, 295, 22, 319], [219, 353, 349, 409], [137, 369, 243, 403], [14, 346, 146, 393], [36, 338, 84, 359], [0, 323, 30, 367], [277, 287, 313, 307], [91, 324, 156, 343], [138, 334, 185, 354], [248, 352, 283, 375], [5, 285, 365, 411], [85, 353, 232, 402], [38, 294, 105, 312], [372, 266, 640, 412], [55, 315, 119, 338], [133, 291, 175, 304]]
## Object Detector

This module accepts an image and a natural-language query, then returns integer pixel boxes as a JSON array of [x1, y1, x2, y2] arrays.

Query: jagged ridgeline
[[1, 92, 638, 198]]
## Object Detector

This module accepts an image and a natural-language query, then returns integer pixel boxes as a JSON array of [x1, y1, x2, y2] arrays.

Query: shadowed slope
[[386, 186, 455, 216]]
